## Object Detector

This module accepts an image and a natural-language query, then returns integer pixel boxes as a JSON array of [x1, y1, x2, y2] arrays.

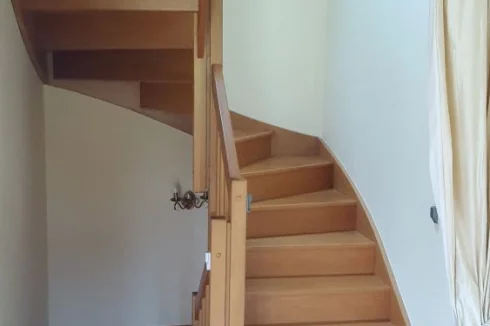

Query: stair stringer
[[48, 79, 193, 135], [231, 111, 410, 325]]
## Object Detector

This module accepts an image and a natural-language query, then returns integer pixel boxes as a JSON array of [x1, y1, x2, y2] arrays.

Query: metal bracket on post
[[430, 206, 439, 224], [246, 194, 253, 213], [205, 252, 211, 271]]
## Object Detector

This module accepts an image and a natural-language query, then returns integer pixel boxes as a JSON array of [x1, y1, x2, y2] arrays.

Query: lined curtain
[[430, 0, 490, 324]]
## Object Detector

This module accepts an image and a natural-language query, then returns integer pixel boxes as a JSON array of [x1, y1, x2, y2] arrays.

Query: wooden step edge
[[241, 158, 333, 178], [248, 322, 394, 326], [246, 232, 375, 249], [247, 240, 376, 250], [234, 130, 274, 143], [251, 197, 357, 211], [246, 276, 390, 295], [246, 282, 390, 296]]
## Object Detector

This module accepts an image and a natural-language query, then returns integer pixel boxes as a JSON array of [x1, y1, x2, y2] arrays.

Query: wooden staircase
[[230, 125, 401, 326], [11, 0, 409, 325], [192, 62, 408, 324]]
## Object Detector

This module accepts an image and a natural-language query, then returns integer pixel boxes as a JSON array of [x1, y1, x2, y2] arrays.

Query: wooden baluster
[[228, 179, 247, 326], [219, 151, 227, 217], [193, 13, 208, 192], [216, 143, 223, 216], [209, 106, 218, 216], [205, 285, 210, 326], [192, 292, 198, 326], [224, 178, 230, 217], [201, 295, 207, 326], [199, 307, 203, 326], [209, 217, 227, 326]]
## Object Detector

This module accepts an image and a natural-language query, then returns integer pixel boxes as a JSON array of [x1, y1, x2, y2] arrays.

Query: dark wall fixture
[[171, 189, 208, 211]]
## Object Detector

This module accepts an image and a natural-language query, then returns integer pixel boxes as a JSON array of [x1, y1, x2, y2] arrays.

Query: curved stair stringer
[[231, 111, 410, 325], [48, 79, 193, 135], [319, 139, 410, 326]]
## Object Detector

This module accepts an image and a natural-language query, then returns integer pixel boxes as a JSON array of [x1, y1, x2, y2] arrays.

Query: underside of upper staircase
[[12, 0, 198, 134]]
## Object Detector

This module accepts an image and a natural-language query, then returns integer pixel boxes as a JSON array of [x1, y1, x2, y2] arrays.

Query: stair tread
[[241, 156, 332, 177], [250, 323, 393, 326], [252, 189, 356, 211], [247, 231, 374, 248], [247, 275, 389, 294], [234, 129, 274, 142]]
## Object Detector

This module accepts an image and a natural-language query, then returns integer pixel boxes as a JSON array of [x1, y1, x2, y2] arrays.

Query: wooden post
[[209, 217, 227, 326], [193, 13, 208, 192], [228, 179, 247, 326]]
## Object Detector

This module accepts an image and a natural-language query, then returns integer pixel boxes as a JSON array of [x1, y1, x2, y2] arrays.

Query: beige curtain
[[430, 0, 490, 325]]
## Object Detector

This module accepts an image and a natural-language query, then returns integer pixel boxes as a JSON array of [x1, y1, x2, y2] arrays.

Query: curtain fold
[[430, 0, 490, 325]]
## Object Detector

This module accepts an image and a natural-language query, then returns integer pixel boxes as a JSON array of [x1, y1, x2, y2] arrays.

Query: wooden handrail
[[212, 64, 241, 181], [194, 264, 209, 320], [197, 0, 209, 58]]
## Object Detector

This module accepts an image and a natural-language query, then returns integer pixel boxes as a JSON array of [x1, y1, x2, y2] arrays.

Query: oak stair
[[13, 1, 405, 323], [233, 128, 395, 325], [15, 0, 197, 133]]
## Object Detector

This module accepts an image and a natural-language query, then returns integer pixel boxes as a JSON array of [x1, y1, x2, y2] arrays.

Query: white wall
[[224, 0, 327, 137], [0, 2, 48, 326], [44, 87, 207, 326], [323, 1, 454, 325]]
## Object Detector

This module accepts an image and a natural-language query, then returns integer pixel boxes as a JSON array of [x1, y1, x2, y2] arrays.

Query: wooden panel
[[248, 205, 356, 239], [236, 132, 273, 167], [52, 50, 193, 81], [245, 276, 391, 325], [33, 12, 194, 51], [140, 82, 193, 116], [246, 232, 375, 278], [245, 165, 334, 201], [22, 0, 198, 11]]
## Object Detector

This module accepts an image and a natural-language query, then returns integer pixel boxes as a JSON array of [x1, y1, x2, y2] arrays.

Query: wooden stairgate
[[192, 0, 248, 322], [192, 0, 248, 324], [192, 65, 248, 326]]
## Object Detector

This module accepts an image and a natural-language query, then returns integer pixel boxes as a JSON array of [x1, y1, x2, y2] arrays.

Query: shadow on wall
[[44, 86, 207, 326]]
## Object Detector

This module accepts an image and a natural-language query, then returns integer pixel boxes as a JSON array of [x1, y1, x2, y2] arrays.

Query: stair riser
[[247, 245, 376, 278], [245, 289, 391, 325], [246, 165, 334, 201], [247, 205, 356, 238], [236, 135, 272, 167]]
